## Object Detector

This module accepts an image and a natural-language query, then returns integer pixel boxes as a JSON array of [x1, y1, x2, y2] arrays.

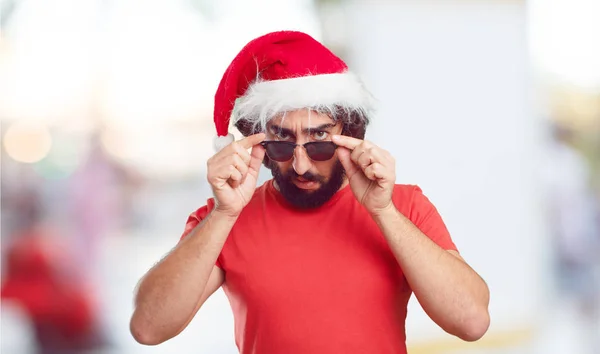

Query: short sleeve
[[407, 186, 458, 252], [179, 198, 223, 268], [180, 207, 206, 240]]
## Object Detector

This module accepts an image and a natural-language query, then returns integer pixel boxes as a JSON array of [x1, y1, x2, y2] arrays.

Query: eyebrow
[[269, 123, 337, 135]]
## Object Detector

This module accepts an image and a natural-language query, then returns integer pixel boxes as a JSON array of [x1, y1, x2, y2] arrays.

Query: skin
[[333, 133, 490, 341], [129, 109, 490, 345], [264, 112, 347, 191]]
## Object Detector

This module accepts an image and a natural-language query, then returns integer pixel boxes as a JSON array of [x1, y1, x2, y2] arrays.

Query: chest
[[221, 206, 409, 308]]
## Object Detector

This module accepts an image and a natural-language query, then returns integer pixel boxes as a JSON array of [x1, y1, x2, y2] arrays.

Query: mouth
[[292, 177, 319, 190]]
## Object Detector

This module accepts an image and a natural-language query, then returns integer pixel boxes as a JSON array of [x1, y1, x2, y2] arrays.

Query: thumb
[[337, 147, 359, 177]]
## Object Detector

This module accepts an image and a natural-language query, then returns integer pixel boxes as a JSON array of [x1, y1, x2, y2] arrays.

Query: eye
[[275, 131, 291, 140], [313, 131, 329, 141], [269, 126, 292, 141]]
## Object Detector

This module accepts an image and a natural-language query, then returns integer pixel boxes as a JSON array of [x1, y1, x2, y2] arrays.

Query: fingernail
[[332, 135, 340, 141]]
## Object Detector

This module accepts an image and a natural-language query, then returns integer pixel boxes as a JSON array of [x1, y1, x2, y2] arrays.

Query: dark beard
[[269, 160, 346, 209]]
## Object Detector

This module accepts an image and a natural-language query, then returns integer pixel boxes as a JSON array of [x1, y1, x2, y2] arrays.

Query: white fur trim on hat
[[213, 133, 235, 152], [231, 72, 375, 133]]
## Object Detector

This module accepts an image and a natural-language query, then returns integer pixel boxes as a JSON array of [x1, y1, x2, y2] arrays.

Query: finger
[[331, 135, 363, 150], [381, 151, 394, 165], [363, 163, 386, 181], [357, 151, 373, 168], [351, 144, 366, 164], [231, 154, 249, 177], [239, 133, 266, 150], [248, 144, 266, 174], [208, 164, 241, 189], [227, 165, 243, 188], [208, 152, 248, 176], [336, 147, 360, 177], [357, 146, 385, 168], [230, 143, 252, 166]]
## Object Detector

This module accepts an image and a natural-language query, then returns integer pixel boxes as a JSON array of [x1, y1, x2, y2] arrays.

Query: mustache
[[285, 169, 326, 183]]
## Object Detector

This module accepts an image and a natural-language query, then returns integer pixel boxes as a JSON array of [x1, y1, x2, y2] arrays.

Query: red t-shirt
[[181, 180, 457, 354]]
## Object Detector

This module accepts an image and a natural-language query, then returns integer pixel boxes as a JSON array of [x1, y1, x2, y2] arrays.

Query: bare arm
[[372, 206, 490, 342], [330, 135, 490, 341], [330, 135, 489, 341], [130, 133, 266, 345], [129, 210, 236, 345]]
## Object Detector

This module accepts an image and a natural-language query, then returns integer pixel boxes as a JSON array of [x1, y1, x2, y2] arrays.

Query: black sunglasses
[[260, 141, 338, 162]]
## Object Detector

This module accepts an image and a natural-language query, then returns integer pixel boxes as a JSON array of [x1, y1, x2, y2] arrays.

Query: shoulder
[[391, 184, 424, 207], [391, 184, 439, 220], [181, 199, 215, 239], [392, 184, 421, 198], [394, 184, 457, 251]]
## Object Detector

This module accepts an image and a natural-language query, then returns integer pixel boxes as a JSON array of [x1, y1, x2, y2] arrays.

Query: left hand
[[332, 135, 396, 215]]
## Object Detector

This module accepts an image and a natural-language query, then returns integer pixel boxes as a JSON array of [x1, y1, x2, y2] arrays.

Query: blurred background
[[0, 0, 598, 353]]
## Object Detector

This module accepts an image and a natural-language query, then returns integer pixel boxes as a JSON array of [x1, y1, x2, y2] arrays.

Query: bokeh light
[[3, 121, 53, 163], [32, 132, 90, 180]]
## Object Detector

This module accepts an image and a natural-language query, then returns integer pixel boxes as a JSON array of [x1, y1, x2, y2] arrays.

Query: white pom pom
[[213, 133, 235, 152]]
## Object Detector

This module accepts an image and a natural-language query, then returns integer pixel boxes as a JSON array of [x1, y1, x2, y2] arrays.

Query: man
[[130, 31, 490, 354]]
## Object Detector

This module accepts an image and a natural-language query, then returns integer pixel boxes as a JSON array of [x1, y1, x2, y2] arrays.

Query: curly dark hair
[[234, 107, 368, 138]]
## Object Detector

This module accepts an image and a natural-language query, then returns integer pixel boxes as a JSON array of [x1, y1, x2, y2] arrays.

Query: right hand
[[207, 133, 266, 218]]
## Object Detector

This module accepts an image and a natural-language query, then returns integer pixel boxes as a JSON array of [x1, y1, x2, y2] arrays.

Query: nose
[[292, 145, 312, 175]]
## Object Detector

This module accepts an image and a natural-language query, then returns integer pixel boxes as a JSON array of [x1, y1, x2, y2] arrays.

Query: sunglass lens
[[305, 142, 336, 161], [266, 143, 295, 162]]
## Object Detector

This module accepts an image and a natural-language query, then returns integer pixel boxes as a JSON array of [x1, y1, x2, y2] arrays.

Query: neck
[[340, 177, 349, 189]]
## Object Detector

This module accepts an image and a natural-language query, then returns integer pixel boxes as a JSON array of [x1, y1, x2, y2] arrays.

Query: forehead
[[267, 109, 335, 129]]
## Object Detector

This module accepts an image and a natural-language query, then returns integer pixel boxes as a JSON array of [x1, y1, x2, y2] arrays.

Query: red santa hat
[[213, 30, 375, 151]]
